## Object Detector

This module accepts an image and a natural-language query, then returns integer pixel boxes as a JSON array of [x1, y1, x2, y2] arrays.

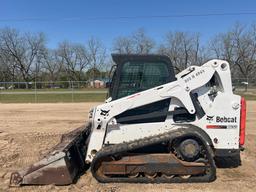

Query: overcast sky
[[1, 0, 256, 51]]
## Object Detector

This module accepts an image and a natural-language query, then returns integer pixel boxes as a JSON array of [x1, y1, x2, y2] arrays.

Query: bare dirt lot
[[0, 102, 255, 192]]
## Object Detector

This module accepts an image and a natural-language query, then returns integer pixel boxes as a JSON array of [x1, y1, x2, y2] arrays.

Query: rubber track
[[91, 127, 216, 183]]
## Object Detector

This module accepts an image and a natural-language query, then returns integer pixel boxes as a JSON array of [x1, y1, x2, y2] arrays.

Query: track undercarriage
[[91, 128, 216, 183]]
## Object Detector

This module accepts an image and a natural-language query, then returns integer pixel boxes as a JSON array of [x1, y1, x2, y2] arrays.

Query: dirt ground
[[0, 102, 255, 192]]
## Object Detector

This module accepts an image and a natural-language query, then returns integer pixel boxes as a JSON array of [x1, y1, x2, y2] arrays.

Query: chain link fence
[[0, 81, 108, 103], [0, 79, 255, 103], [232, 78, 256, 90]]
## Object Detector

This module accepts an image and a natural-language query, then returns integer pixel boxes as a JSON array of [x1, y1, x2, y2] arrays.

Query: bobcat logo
[[206, 115, 214, 123]]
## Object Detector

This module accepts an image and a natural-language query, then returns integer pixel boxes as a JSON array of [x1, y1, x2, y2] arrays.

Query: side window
[[117, 61, 170, 99], [117, 62, 141, 98], [173, 107, 196, 123], [116, 99, 171, 124]]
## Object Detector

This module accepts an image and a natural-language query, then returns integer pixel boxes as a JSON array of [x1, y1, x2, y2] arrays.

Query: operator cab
[[109, 54, 176, 100]]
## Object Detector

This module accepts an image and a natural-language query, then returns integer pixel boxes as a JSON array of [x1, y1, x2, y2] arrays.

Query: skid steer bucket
[[9, 123, 91, 186]]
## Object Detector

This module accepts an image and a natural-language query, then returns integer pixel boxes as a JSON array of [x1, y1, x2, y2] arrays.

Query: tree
[[158, 31, 203, 72], [0, 49, 17, 82], [209, 23, 256, 89], [132, 28, 155, 54], [113, 36, 134, 54], [87, 37, 106, 86], [41, 49, 63, 81], [86, 67, 101, 80], [0, 28, 45, 87], [57, 41, 90, 81], [113, 28, 155, 54]]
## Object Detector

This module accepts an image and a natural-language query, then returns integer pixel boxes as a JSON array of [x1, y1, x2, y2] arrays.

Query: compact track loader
[[10, 54, 246, 186]]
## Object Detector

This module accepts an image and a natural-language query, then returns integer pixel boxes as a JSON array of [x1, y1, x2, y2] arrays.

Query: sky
[[1, 0, 256, 51]]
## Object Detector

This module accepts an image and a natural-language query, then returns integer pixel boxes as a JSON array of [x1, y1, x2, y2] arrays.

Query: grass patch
[[0, 91, 254, 103], [0, 93, 106, 103], [0, 88, 107, 92]]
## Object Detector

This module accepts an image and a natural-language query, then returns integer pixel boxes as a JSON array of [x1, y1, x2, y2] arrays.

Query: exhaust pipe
[[10, 123, 91, 186]]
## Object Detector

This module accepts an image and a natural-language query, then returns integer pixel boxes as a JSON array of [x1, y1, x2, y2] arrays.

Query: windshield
[[117, 61, 170, 99]]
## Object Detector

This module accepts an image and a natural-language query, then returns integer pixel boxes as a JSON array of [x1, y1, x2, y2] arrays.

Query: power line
[[0, 12, 256, 22]]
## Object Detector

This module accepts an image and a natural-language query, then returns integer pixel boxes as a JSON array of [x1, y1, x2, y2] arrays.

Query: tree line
[[0, 23, 256, 86]]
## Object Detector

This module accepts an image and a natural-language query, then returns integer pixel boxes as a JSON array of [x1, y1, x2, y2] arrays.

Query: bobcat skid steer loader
[[10, 54, 246, 186]]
